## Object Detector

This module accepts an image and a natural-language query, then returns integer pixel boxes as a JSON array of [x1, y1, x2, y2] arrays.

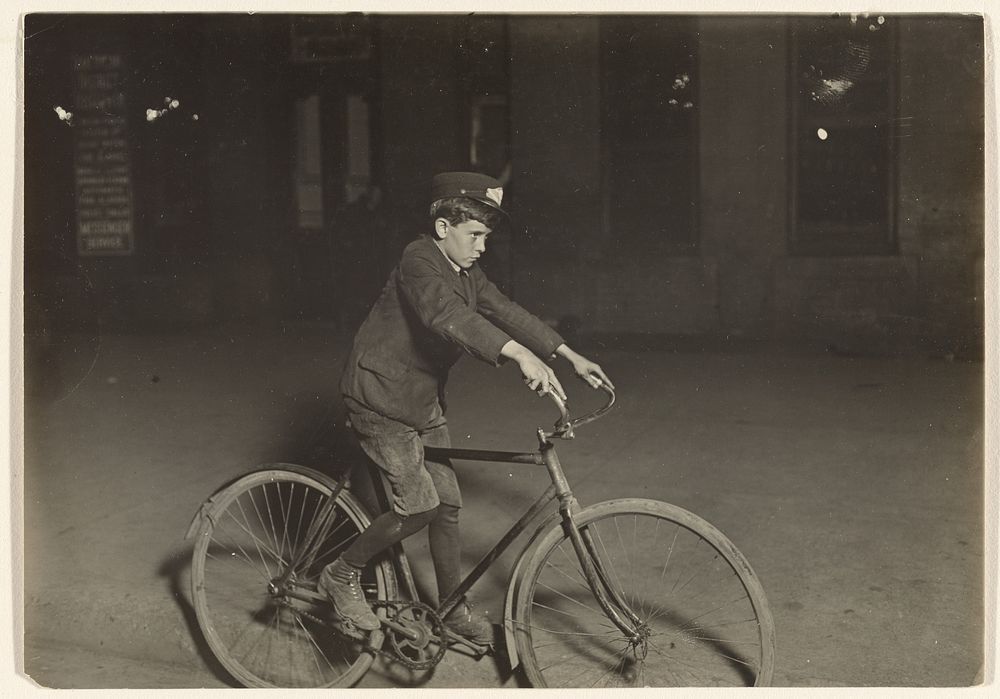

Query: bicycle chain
[[283, 598, 448, 671]]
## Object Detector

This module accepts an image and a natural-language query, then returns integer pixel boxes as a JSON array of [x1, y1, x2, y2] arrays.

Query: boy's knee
[[434, 502, 460, 525], [406, 505, 439, 527]]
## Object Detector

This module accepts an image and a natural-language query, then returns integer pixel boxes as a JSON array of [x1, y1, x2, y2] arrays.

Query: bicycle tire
[[190, 466, 398, 688], [512, 498, 774, 688]]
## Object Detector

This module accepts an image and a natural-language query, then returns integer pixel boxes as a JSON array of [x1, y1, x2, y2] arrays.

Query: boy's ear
[[433, 218, 449, 240]]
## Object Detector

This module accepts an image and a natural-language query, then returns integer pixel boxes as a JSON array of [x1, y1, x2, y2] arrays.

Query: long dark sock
[[428, 503, 462, 603], [341, 507, 438, 569]]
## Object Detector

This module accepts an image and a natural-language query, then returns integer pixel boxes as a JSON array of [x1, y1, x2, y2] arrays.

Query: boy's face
[[436, 218, 491, 269]]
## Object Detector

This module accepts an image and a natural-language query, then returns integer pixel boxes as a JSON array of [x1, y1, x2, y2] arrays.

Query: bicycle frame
[[269, 384, 636, 651], [423, 433, 641, 642]]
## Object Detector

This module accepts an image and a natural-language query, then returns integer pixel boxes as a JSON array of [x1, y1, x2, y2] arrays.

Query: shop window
[[293, 94, 324, 229], [600, 15, 699, 254], [790, 15, 897, 255], [470, 95, 510, 178]]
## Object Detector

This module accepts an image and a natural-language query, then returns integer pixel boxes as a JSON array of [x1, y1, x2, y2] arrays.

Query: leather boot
[[443, 598, 493, 645], [318, 558, 380, 632]]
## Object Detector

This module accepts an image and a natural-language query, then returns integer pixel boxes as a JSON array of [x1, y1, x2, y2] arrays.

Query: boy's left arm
[[552, 344, 614, 389], [475, 273, 614, 390]]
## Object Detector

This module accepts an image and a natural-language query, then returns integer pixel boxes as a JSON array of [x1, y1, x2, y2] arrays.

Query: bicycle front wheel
[[190, 466, 398, 688], [512, 498, 774, 687]]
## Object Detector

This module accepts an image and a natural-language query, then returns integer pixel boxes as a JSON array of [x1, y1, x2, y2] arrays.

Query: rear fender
[[184, 463, 347, 539]]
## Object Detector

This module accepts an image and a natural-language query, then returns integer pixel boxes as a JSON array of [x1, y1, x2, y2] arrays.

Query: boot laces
[[341, 568, 365, 599]]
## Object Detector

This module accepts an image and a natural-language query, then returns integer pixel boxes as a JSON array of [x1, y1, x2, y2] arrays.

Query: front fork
[[562, 506, 646, 636], [540, 436, 645, 640]]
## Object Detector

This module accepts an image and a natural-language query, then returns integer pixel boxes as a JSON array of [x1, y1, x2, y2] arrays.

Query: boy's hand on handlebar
[[555, 345, 615, 391], [521, 356, 566, 400], [501, 340, 567, 400], [571, 356, 614, 390]]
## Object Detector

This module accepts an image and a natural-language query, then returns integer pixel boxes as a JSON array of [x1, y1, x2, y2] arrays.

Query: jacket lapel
[[421, 236, 473, 306], [452, 268, 470, 304], [458, 269, 476, 307]]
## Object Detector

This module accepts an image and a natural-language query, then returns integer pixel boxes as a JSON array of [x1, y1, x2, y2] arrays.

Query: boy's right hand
[[520, 355, 567, 400], [501, 341, 567, 400]]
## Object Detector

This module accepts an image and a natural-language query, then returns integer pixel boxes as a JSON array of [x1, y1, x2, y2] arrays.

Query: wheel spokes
[[193, 473, 391, 688], [523, 509, 768, 688]]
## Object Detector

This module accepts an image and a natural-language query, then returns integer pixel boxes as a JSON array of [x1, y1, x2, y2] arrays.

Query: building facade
[[23, 13, 985, 356]]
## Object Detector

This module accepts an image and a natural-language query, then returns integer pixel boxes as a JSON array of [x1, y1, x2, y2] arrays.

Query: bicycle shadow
[[157, 544, 237, 687], [267, 391, 354, 476]]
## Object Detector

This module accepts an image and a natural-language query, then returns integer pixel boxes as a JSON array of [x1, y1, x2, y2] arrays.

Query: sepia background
[[18, 11, 987, 689]]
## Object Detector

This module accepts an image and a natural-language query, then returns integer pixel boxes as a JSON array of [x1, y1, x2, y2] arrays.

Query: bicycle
[[186, 382, 775, 688]]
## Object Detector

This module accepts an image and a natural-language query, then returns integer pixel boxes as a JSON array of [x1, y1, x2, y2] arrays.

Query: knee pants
[[344, 396, 461, 517]]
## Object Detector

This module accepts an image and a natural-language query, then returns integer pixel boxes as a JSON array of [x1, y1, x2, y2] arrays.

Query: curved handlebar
[[541, 380, 616, 441]]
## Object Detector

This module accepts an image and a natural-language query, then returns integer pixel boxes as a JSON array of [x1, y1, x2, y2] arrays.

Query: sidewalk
[[19, 324, 987, 687]]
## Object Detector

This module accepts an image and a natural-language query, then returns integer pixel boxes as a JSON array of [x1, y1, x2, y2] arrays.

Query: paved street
[[15, 323, 989, 690]]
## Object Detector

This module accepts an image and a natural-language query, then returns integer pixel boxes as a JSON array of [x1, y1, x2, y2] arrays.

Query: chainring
[[285, 597, 448, 671], [377, 600, 448, 671]]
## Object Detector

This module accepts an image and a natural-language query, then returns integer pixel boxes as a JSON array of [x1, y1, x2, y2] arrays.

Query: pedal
[[451, 638, 494, 658], [468, 640, 495, 658], [330, 616, 372, 642], [442, 626, 496, 658]]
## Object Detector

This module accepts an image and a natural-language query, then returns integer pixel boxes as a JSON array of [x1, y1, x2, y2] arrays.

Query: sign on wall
[[72, 53, 135, 256]]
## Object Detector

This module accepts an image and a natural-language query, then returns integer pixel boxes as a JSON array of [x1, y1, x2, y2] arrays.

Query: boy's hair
[[429, 197, 503, 231]]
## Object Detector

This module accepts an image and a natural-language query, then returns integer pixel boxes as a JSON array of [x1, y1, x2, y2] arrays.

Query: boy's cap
[[430, 172, 507, 215]]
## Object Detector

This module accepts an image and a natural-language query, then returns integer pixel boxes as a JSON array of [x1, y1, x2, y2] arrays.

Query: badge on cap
[[431, 172, 508, 216]]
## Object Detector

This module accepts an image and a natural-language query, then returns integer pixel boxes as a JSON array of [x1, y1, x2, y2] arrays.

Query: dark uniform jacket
[[341, 235, 564, 427]]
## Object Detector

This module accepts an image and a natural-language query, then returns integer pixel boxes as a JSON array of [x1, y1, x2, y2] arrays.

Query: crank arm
[[379, 618, 489, 653], [438, 626, 494, 656], [379, 617, 423, 642]]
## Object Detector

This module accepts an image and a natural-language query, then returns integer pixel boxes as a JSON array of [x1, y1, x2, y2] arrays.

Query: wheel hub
[[266, 571, 298, 598], [629, 624, 651, 659]]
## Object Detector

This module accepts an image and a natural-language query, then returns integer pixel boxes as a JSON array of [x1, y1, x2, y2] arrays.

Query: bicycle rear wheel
[[190, 466, 397, 687], [512, 498, 774, 687]]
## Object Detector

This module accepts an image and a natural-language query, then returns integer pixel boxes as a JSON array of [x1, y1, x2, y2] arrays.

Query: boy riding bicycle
[[319, 171, 613, 644]]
